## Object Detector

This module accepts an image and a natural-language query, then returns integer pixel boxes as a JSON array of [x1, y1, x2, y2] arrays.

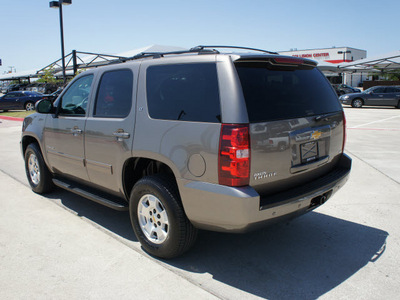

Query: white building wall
[[278, 47, 367, 87]]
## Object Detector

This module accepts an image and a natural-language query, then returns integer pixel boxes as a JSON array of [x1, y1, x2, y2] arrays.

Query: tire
[[351, 98, 363, 108], [278, 142, 286, 151], [24, 143, 54, 194], [129, 174, 197, 259], [25, 102, 35, 111]]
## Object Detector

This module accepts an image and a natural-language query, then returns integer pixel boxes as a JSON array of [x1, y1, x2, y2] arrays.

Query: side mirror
[[36, 99, 56, 114]]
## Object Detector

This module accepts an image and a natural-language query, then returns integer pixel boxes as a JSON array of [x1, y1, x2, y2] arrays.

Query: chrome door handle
[[71, 128, 82, 136], [113, 131, 130, 140]]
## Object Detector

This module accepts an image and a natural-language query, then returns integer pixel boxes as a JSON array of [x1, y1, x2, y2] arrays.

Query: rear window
[[235, 63, 341, 123], [146, 63, 221, 122]]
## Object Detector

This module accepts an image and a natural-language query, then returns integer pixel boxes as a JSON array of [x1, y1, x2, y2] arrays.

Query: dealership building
[[279, 47, 368, 86]]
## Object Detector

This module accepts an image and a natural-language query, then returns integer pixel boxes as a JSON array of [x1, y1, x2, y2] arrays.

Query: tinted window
[[373, 87, 385, 93], [94, 69, 133, 118], [146, 63, 220, 122], [235, 63, 341, 123], [385, 87, 400, 93], [60, 75, 93, 116]]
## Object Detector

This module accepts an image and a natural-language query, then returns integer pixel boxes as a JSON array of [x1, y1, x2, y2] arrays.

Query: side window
[[94, 69, 133, 118], [373, 87, 385, 93], [146, 63, 221, 122], [4, 93, 15, 99], [59, 75, 93, 116], [385, 87, 400, 93]]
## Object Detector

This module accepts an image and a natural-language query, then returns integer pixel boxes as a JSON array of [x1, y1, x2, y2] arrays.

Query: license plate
[[301, 141, 318, 163]]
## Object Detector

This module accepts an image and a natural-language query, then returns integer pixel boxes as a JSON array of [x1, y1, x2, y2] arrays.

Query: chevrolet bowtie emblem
[[311, 130, 322, 140]]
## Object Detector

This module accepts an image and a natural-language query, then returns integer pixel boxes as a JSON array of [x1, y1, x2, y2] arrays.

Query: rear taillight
[[342, 110, 347, 152], [218, 124, 250, 187]]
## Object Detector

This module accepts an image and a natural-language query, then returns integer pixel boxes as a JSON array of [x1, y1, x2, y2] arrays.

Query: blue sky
[[1, 0, 399, 74]]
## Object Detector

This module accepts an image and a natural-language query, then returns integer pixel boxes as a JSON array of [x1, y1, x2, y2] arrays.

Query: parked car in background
[[3, 83, 29, 93], [339, 85, 400, 108], [40, 88, 63, 102], [332, 84, 361, 96], [25, 82, 58, 94], [0, 91, 44, 111]]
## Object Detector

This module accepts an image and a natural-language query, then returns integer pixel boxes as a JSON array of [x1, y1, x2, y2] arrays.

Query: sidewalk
[[0, 172, 217, 299]]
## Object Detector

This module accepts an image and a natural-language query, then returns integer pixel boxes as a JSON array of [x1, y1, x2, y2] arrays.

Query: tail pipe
[[309, 190, 333, 210]]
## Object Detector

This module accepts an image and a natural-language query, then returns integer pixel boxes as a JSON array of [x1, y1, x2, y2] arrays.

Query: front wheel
[[129, 174, 197, 259], [351, 99, 363, 108], [24, 143, 54, 194], [25, 102, 35, 111]]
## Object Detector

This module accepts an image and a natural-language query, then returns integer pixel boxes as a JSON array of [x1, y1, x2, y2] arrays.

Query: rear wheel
[[24, 143, 54, 194], [351, 98, 363, 108], [129, 174, 197, 259], [25, 102, 35, 111]]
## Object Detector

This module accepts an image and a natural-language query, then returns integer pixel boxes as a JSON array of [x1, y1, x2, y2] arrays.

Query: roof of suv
[[115, 45, 318, 67]]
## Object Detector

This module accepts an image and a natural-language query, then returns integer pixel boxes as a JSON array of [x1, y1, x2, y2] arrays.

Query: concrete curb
[[0, 116, 24, 122]]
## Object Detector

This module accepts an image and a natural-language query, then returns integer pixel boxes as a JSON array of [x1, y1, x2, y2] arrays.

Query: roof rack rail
[[127, 48, 219, 61], [190, 45, 278, 55], [121, 45, 277, 62]]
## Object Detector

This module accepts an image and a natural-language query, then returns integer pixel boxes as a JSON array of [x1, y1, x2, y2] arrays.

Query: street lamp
[[49, 0, 72, 84]]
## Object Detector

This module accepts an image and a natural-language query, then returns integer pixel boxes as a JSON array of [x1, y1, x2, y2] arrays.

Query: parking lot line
[[348, 128, 400, 131], [350, 115, 400, 128]]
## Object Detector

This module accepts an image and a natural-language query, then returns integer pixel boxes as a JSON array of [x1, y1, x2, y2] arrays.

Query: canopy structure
[[37, 45, 186, 76], [1, 45, 185, 81], [0, 69, 39, 81], [2, 46, 400, 82], [338, 50, 400, 72]]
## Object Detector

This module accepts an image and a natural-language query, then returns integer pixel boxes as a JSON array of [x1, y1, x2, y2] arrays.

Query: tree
[[37, 67, 61, 84]]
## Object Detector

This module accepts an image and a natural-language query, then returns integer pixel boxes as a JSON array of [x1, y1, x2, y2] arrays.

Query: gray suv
[[21, 46, 351, 258]]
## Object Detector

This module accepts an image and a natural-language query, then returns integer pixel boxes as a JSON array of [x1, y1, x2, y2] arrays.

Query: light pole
[[49, 0, 72, 84]]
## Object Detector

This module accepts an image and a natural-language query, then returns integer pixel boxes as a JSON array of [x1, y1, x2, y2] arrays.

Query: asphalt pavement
[[0, 107, 399, 299]]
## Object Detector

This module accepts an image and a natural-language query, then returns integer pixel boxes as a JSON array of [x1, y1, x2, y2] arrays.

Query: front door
[[43, 74, 94, 181], [84, 68, 136, 194], [368, 87, 387, 106]]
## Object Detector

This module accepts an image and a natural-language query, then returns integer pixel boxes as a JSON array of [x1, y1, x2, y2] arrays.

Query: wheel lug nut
[[153, 209, 156, 213], [149, 211, 152, 216], [157, 221, 161, 226]]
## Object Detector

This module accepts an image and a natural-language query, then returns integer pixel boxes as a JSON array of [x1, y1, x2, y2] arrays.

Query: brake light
[[342, 110, 347, 152], [218, 124, 250, 187], [273, 57, 304, 65]]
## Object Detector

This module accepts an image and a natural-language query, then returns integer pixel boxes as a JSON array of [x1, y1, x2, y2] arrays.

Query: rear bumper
[[179, 154, 351, 233]]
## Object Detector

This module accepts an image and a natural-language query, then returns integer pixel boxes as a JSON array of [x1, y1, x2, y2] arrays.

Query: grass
[[0, 110, 35, 118]]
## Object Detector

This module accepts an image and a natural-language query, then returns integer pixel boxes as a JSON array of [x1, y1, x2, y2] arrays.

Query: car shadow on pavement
[[43, 190, 387, 299], [44, 189, 136, 242], [166, 212, 388, 300]]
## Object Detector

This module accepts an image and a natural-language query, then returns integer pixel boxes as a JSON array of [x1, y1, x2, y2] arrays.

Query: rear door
[[84, 67, 137, 194], [383, 87, 400, 105], [234, 58, 344, 196]]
